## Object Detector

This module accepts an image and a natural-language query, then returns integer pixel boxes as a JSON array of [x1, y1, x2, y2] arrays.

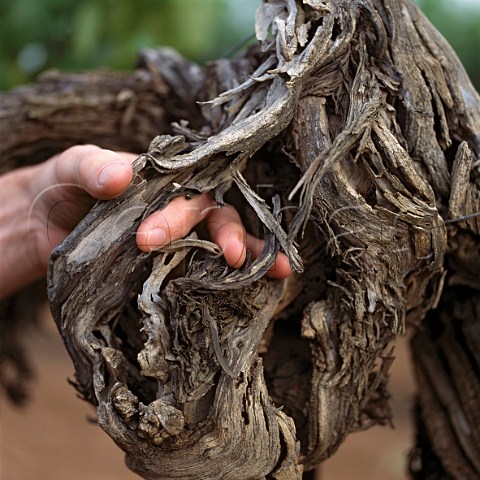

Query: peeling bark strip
[[0, 0, 479, 478]]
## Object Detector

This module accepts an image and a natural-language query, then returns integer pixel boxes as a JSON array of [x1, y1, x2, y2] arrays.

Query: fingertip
[[222, 232, 247, 269], [95, 160, 133, 199], [244, 234, 292, 279], [136, 217, 170, 252], [266, 252, 293, 279], [54, 146, 133, 199]]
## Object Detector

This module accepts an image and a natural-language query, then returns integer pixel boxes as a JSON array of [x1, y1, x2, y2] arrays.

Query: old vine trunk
[[1, 0, 480, 478]]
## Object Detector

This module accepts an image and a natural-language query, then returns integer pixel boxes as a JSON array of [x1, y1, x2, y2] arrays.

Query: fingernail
[[234, 232, 246, 249], [146, 227, 167, 250], [97, 163, 126, 186], [229, 233, 246, 268]]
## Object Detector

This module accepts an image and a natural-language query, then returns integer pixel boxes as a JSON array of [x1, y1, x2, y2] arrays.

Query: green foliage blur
[[0, 0, 479, 91], [0, 0, 258, 90], [418, 0, 480, 90]]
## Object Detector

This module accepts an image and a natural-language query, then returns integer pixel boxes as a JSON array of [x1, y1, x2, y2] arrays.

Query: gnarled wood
[[1, 0, 479, 478]]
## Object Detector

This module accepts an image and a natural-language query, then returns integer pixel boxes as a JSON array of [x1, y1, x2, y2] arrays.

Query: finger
[[52, 145, 134, 200], [137, 193, 215, 251], [205, 205, 247, 268], [244, 234, 293, 279], [138, 196, 293, 279], [206, 206, 292, 277]]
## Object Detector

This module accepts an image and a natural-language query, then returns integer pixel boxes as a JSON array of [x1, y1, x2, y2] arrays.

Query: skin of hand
[[0, 145, 292, 300]]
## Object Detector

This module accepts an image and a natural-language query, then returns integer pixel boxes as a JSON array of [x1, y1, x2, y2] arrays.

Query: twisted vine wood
[[1, 0, 479, 478]]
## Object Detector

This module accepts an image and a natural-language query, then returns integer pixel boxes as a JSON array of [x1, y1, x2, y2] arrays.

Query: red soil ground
[[1, 306, 415, 480]]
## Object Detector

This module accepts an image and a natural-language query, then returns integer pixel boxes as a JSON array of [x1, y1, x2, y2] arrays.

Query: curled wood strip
[[0, 0, 479, 477]]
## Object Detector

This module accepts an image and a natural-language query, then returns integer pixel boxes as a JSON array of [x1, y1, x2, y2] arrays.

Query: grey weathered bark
[[1, 0, 479, 478]]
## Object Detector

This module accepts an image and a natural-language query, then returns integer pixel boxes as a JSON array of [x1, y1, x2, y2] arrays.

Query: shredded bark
[[1, 0, 479, 478]]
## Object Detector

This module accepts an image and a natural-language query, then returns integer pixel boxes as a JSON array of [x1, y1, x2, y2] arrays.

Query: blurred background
[[0, 1, 479, 480], [0, 0, 479, 91]]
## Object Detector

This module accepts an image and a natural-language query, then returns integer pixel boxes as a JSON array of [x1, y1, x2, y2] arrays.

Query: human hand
[[0, 145, 291, 299]]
